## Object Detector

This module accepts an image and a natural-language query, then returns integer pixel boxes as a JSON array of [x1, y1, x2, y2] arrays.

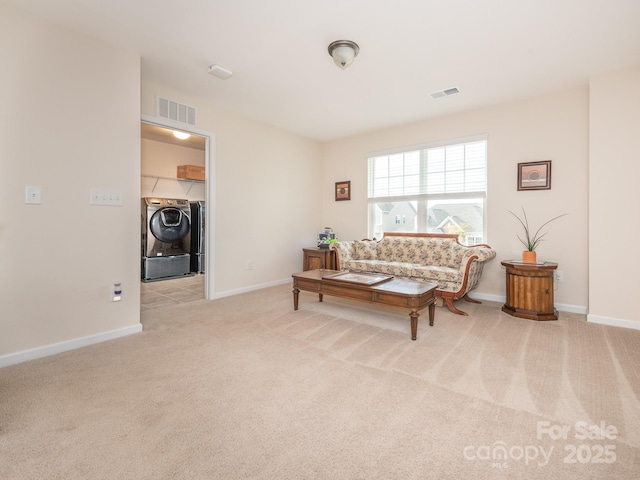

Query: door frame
[[141, 114, 216, 300]]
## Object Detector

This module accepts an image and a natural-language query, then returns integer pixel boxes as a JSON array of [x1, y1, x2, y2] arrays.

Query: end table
[[303, 247, 336, 271], [501, 260, 558, 321]]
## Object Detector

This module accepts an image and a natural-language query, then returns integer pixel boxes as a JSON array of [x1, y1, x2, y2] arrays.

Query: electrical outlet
[[247, 260, 254, 270], [112, 283, 122, 302], [554, 271, 564, 283]]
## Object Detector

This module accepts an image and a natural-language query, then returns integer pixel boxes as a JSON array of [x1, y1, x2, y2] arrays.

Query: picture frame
[[335, 181, 351, 201], [518, 161, 551, 191]]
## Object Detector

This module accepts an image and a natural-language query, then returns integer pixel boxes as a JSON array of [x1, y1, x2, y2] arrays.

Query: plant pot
[[522, 250, 537, 263]]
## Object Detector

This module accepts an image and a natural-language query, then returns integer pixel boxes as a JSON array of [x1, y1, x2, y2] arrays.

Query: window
[[367, 136, 487, 245]]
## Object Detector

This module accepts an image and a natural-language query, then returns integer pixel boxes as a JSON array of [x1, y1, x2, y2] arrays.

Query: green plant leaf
[[508, 208, 566, 251]]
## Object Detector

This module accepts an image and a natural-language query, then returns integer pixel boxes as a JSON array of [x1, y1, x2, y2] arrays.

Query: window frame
[[366, 135, 488, 244]]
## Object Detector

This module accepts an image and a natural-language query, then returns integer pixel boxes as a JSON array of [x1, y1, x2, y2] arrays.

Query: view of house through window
[[367, 136, 487, 245]]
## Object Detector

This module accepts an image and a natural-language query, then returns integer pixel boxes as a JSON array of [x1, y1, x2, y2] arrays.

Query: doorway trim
[[141, 114, 216, 300]]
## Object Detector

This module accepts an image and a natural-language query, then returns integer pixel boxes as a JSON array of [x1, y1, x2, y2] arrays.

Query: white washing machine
[[141, 197, 191, 281]]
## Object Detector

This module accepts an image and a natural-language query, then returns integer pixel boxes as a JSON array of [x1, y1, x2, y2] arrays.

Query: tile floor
[[140, 274, 205, 310]]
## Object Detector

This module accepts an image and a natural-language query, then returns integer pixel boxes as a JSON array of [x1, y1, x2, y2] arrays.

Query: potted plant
[[508, 208, 566, 263]]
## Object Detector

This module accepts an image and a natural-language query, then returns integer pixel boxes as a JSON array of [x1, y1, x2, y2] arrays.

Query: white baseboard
[[587, 314, 640, 331], [469, 292, 505, 304], [470, 292, 588, 315], [0, 324, 143, 369], [213, 277, 291, 300]]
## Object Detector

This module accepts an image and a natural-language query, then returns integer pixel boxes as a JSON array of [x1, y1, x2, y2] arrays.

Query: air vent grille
[[430, 87, 460, 99], [157, 97, 197, 126]]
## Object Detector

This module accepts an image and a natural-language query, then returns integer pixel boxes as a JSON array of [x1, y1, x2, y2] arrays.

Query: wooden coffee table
[[291, 269, 437, 340]]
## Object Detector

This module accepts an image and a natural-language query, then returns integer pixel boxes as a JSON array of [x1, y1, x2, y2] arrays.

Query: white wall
[[0, 5, 323, 364], [588, 65, 640, 328], [321, 88, 590, 311], [0, 4, 142, 363], [141, 138, 206, 201], [141, 83, 323, 296]]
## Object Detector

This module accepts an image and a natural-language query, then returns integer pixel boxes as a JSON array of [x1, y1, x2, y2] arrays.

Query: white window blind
[[368, 139, 487, 200]]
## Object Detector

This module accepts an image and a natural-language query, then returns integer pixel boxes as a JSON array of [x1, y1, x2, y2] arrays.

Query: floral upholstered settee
[[331, 232, 496, 315]]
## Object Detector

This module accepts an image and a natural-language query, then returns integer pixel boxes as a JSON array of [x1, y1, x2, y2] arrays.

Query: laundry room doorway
[[140, 115, 215, 307]]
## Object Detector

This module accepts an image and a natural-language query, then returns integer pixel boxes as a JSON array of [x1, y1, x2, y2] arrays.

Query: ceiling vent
[[156, 97, 197, 126], [430, 87, 460, 99]]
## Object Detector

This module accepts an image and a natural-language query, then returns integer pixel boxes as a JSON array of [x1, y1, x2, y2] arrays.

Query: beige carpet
[[1, 284, 639, 479]]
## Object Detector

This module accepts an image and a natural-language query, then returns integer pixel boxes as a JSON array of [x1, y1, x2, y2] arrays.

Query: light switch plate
[[25, 186, 42, 204], [90, 188, 123, 206]]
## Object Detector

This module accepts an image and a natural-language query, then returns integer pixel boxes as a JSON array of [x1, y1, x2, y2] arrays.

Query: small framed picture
[[335, 181, 351, 201], [518, 161, 551, 191]]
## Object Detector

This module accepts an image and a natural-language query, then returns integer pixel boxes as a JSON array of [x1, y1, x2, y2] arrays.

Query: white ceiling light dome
[[328, 40, 360, 69], [173, 131, 191, 140]]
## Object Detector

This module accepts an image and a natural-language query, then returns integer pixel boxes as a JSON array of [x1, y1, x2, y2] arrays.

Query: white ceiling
[[10, 0, 640, 142]]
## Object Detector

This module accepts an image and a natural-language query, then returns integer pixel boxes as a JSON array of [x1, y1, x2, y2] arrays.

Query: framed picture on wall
[[335, 181, 351, 201], [518, 161, 551, 191]]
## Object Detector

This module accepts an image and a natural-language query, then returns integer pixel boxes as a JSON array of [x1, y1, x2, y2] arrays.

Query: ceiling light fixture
[[328, 40, 360, 69], [173, 131, 191, 140]]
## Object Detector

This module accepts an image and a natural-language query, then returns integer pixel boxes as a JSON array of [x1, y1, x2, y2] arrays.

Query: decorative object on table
[[508, 208, 567, 263], [317, 227, 337, 249], [517, 160, 551, 191], [335, 181, 351, 201]]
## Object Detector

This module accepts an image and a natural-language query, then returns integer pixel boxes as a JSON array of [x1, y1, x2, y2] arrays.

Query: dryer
[[190, 200, 205, 274], [141, 197, 191, 281]]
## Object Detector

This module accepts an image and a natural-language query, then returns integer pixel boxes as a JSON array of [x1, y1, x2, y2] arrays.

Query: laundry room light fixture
[[328, 40, 360, 69], [173, 131, 191, 140]]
